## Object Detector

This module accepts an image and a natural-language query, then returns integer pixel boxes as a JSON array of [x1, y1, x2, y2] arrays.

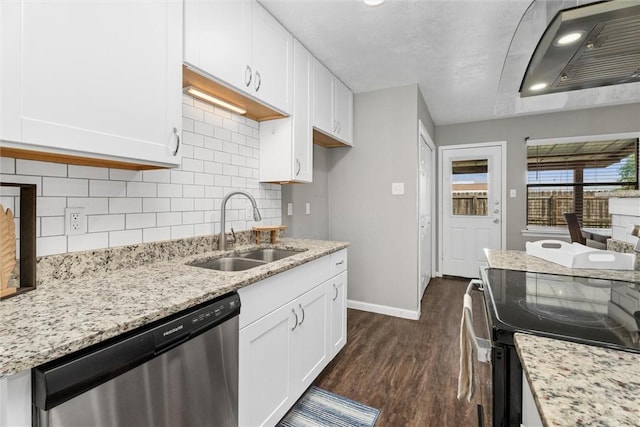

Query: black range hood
[[520, 0, 640, 97]]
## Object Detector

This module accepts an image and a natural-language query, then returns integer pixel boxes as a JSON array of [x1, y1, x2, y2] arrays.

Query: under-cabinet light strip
[[184, 86, 247, 115]]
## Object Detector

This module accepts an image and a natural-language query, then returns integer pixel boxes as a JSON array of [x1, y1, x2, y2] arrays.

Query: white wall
[[0, 95, 282, 257], [328, 84, 435, 317]]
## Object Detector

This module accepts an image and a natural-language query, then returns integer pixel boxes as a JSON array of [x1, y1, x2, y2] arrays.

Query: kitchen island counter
[[0, 237, 348, 377], [485, 249, 640, 282], [514, 333, 640, 427]]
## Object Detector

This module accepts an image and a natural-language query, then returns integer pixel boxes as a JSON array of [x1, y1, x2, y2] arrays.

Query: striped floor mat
[[277, 386, 380, 427]]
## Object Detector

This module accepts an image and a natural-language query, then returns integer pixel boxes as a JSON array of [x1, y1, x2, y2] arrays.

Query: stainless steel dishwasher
[[32, 292, 240, 427]]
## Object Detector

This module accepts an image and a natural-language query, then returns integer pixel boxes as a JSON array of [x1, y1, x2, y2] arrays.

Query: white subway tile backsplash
[[204, 112, 223, 128], [143, 198, 171, 213], [109, 229, 142, 248], [37, 197, 67, 217], [2, 94, 281, 257], [90, 180, 126, 197], [68, 232, 109, 253], [171, 224, 194, 239], [43, 177, 88, 197], [193, 147, 214, 162], [109, 198, 142, 214], [17, 159, 67, 177], [68, 165, 109, 180], [171, 170, 194, 185], [126, 213, 156, 229], [181, 158, 204, 173], [143, 227, 171, 243], [194, 121, 214, 137], [183, 211, 204, 225], [127, 182, 157, 198], [0, 157, 15, 174], [183, 130, 204, 148], [37, 236, 67, 256], [157, 212, 182, 227], [88, 214, 125, 233], [109, 169, 142, 182], [41, 216, 65, 237], [171, 198, 194, 212], [68, 198, 109, 215], [157, 183, 183, 198], [142, 169, 171, 183]]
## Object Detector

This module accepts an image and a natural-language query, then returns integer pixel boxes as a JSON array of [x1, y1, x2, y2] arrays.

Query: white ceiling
[[259, 0, 640, 126]]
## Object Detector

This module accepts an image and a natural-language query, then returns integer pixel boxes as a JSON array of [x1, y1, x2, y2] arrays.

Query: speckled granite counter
[[0, 237, 348, 377], [485, 249, 640, 283], [514, 333, 640, 427]]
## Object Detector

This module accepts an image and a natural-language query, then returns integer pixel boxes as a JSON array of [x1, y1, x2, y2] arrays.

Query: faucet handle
[[230, 227, 237, 243]]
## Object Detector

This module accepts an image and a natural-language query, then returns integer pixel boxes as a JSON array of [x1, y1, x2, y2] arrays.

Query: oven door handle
[[465, 279, 491, 363]]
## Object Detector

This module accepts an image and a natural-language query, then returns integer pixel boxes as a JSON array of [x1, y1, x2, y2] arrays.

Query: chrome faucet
[[219, 191, 262, 250]]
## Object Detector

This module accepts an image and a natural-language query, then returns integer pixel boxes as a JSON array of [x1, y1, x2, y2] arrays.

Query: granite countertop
[[514, 333, 640, 427], [484, 249, 640, 283], [0, 237, 348, 378]]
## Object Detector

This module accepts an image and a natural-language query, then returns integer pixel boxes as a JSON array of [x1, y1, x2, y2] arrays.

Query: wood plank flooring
[[314, 276, 492, 427]]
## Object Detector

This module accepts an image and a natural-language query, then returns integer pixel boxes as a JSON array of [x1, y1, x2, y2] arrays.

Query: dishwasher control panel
[[153, 292, 241, 349]]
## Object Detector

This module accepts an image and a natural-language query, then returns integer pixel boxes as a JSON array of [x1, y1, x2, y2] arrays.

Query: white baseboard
[[347, 299, 420, 320]]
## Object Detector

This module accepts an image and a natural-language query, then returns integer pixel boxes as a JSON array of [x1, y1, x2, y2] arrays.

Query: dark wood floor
[[314, 276, 492, 427]]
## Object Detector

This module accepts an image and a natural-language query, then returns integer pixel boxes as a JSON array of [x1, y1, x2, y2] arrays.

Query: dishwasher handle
[[465, 279, 491, 363]]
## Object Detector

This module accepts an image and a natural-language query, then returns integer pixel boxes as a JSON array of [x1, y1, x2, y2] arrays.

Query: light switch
[[510, 189, 517, 198], [391, 182, 405, 195], [287, 203, 293, 216], [305, 202, 310, 215]]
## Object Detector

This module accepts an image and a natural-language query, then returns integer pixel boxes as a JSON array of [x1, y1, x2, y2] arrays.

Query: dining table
[[581, 227, 612, 244]]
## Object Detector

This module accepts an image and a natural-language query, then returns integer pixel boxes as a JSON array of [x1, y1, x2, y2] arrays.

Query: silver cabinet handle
[[295, 158, 301, 176], [336, 121, 341, 135], [335, 260, 344, 266], [172, 127, 180, 156], [291, 308, 298, 331], [332, 283, 338, 301], [332, 121, 338, 133], [298, 304, 305, 325], [254, 71, 261, 92], [245, 65, 252, 87]]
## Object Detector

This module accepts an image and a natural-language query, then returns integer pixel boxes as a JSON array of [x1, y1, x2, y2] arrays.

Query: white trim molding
[[347, 299, 420, 320]]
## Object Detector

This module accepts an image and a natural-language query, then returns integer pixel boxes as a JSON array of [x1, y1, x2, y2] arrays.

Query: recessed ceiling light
[[364, 0, 385, 6], [529, 83, 548, 91], [555, 31, 584, 46]]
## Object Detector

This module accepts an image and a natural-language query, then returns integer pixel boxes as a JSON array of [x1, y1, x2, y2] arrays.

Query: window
[[451, 159, 488, 216], [527, 138, 638, 228]]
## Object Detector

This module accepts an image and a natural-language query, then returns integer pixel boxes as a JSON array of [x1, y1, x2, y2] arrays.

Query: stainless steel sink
[[188, 248, 304, 272], [190, 257, 267, 272], [238, 248, 303, 262]]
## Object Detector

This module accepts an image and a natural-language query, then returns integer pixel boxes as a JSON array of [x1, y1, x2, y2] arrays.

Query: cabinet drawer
[[330, 249, 347, 277], [238, 255, 331, 329]]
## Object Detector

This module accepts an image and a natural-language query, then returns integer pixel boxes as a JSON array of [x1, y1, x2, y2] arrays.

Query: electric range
[[479, 267, 640, 427]]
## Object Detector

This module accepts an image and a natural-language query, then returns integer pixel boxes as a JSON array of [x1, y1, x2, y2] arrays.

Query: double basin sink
[[189, 248, 304, 272]]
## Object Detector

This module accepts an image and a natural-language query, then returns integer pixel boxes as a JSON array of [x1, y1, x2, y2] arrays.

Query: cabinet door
[[330, 271, 348, 357], [291, 40, 312, 182], [333, 78, 353, 145], [291, 283, 330, 398], [239, 303, 295, 427], [251, 1, 293, 114], [184, 0, 251, 93], [312, 59, 333, 135], [1, 0, 182, 167]]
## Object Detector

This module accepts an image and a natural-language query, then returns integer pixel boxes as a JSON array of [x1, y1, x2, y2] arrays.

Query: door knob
[[493, 219, 499, 224]]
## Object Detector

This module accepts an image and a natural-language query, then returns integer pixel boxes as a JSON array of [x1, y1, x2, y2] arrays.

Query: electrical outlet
[[287, 203, 293, 216], [65, 207, 86, 235], [305, 202, 310, 215]]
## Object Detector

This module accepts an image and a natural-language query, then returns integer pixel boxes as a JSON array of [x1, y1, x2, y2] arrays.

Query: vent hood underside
[[520, 0, 640, 97]]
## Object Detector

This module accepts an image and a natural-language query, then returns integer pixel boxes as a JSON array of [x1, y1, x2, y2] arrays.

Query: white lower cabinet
[[329, 271, 347, 357], [0, 370, 31, 427], [238, 250, 348, 427], [521, 372, 543, 427]]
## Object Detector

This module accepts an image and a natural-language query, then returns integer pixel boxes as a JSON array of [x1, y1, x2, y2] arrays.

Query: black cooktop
[[482, 268, 640, 352]]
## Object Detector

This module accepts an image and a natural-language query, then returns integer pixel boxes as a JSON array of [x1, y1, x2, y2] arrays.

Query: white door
[[418, 123, 435, 301], [440, 143, 505, 278]]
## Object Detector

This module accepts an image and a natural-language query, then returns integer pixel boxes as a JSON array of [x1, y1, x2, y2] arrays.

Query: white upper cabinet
[[184, 0, 293, 115], [0, 0, 183, 168], [312, 58, 353, 146], [259, 39, 312, 183]]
